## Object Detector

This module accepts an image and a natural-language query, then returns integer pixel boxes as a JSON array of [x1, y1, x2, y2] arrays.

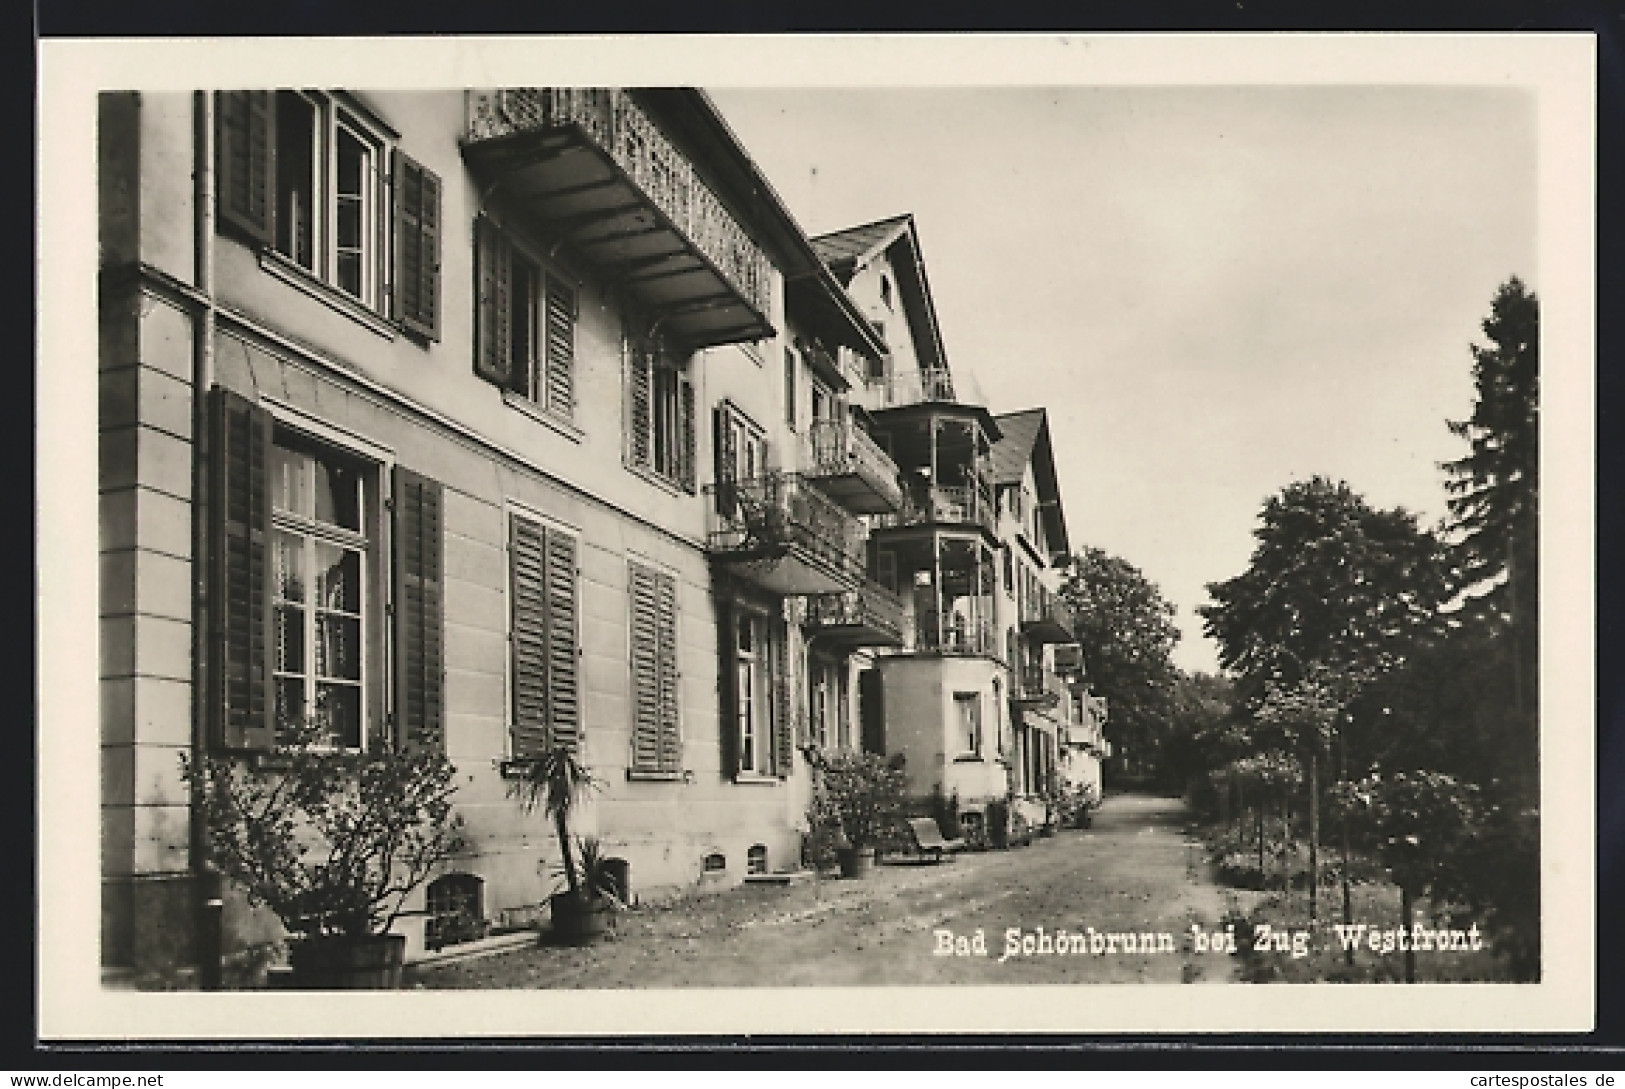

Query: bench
[[898, 817, 967, 864]]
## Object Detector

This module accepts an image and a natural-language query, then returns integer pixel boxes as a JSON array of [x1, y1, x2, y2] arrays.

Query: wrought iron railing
[[914, 613, 995, 656], [874, 482, 996, 534], [865, 367, 956, 407], [804, 419, 902, 497], [703, 472, 864, 575], [1017, 665, 1067, 705], [804, 580, 907, 641], [466, 88, 772, 316]]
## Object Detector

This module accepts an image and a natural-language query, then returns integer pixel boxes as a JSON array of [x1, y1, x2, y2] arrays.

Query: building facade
[[98, 90, 1101, 976]]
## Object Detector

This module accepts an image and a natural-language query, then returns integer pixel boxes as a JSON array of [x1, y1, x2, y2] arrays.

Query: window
[[624, 332, 697, 491], [728, 608, 790, 778], [880, 273, 894, 311], [629, 561, 681, 777], [207, 388, 444, 753], [474, 216, 577, 419], [954, 692, 982, 758], [215, 90, 441, 338], [508, 511, 580, 758], [810, 379, 835, 425], [783, 347, 799, 430], [271, 433, 369, 749], [713, 401, 767, 514]]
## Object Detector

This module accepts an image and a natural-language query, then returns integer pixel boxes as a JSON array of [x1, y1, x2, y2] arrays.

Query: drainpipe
[[191, 90, 223, 991]]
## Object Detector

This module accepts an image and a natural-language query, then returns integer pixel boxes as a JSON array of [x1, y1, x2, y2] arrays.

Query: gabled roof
[[810, 214, 948, 377], [811, 214, 912, 275], [991, 408, 1071, 561]]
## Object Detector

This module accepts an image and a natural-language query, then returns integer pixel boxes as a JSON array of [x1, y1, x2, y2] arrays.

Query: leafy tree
[[1199, 477, 1449, 709], [1059, 546, 1181, 780]]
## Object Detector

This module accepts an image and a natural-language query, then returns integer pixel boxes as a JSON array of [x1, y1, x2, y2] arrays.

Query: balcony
[[1014, 665, 1067, 710], [1021, 594, 1076, 644], [912, 613, 996, 657], [866, 367, 955, 408], [704, 473, 863, 595], [804, 580, 906, 648], [803, 419, 904, 514], [874, 482, 997, 536], [1052, 643, 1085, 676], [464, 89, 774, 350]]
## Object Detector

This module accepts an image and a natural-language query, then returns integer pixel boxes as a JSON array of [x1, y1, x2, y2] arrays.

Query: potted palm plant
[[180, 720, 465, 989], [508, 744, 619, 944]]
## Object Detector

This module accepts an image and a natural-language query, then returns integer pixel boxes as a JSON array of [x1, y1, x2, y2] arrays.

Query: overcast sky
[[709, 86, 1537, 673]]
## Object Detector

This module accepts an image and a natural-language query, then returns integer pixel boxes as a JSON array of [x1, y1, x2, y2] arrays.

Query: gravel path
[[408, 792, 1236, 988]]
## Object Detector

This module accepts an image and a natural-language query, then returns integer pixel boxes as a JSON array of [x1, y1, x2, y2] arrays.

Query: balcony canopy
[[465, 89, 776, 352]]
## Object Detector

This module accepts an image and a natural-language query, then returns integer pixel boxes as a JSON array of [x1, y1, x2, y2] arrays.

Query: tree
[[1059, 546, 1181, 781], [1441, 276, 1539, 765], [1199, 477, 1449, 709]]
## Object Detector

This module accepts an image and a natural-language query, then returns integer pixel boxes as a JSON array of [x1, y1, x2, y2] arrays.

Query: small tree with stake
[[507, 743, 619, 942]]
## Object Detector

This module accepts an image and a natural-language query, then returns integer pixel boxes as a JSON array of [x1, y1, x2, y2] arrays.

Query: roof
[[810, 214, 913, 279], [989, 408, 1046, 486], [811, 214, 948, 375], [991, 408, 1071, 561]]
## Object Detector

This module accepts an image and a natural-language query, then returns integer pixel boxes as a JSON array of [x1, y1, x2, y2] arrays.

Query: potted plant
[[806, 750, 906, 878], [180, 720, 465, 989], [508, 743, 619, 944]]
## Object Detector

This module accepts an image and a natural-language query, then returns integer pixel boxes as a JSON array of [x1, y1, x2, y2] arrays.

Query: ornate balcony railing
[[802, 419, 904, 514], [1021, 593, 1076, 644], [804, 580, 907, 647], [873, 482, 996, 535], [465, 88, 773, 328], [914, 613, 995, 656], [704, 472, 864, 594], [1016, 665, 1067, 708], [865, 367, 956, 408]]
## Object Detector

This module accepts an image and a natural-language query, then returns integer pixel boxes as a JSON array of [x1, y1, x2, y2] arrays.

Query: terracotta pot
[[287, 934, 406, 990], [548, 892, 614, 944], [837, 846, 875, 878]]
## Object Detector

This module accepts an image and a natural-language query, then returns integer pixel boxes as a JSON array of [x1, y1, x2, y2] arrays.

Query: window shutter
[[628, 563, 662, 774], [215, 91, 274, 246], [655, 570, 681, 773], [209, 387, 274, 750], [543, 274, 576, 416], [625, 339, 652, 469], [717, 605, 740, 780], [393, 466, 444, 750], [474, 216, 512, 388], [544, 527, 580, 751], [508, 514, 550, 760], [773, 624, 794, 778], [394, 150, 442, 341], [678, 375, 697, 493]]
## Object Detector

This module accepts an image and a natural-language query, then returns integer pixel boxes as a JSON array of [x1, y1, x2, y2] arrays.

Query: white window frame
[[954, 690, 982, 759], [735, 608, 777, 777], [273, 90, 390, 311], [268, 425, 382, 752]]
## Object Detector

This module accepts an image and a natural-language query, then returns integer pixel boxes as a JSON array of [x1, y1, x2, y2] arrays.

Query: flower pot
[[836, 846, 875, 878], [548, 892, 614, 944], [286, 934, 406, 990]]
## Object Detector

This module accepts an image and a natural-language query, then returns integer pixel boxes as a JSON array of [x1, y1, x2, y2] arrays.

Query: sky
[[708, 85, 1538, 674]]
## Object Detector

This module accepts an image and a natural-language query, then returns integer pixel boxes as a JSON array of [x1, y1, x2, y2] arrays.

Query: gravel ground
[[408, 793, 1239, 988]]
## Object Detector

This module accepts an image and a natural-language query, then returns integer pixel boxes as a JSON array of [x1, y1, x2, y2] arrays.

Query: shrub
[[180, 721, 466, 940], [806, 750, 907, 851]]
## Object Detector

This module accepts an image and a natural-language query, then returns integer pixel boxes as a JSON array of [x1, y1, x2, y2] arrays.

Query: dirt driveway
[[409, 793, 1236, 988]]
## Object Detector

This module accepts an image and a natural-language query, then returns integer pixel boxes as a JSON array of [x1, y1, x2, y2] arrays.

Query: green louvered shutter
[[625, 340, 652, 469], [210, 387, 274, 751], [655, 569, 682, 772], [474, 216, 512, 389], [393, 466, 444, 750], [774, 623, 794, 778], [394, 150, 442, 341], [628, 563, 662, 774], [678, 375, 697, 493], [544, 274, 576, 417], [508, 514, 550, 760], [216, 91, 274, 246], [544, 527, 580, 752]]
